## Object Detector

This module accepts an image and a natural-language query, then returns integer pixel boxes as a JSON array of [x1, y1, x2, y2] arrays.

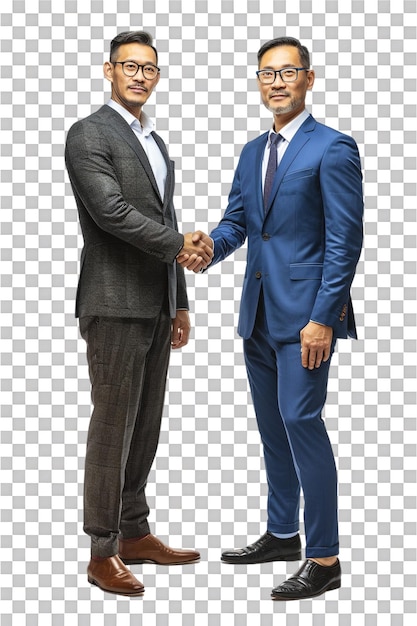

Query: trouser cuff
[[90, 533, 119, 558]]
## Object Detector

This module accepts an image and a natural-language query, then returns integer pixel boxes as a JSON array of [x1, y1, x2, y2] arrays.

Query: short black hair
[[257, 37, 310, 68], [109, 31, 158, 64]]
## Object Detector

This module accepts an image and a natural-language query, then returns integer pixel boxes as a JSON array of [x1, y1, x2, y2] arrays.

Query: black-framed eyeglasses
[[113, 61, 160, 80], [256, 67, 308, 84]]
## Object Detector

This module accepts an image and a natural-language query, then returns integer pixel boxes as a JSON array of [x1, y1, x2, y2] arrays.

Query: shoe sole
[[88, 577, 145, 596], [271, 580, 341, 601], [120, 557, 201, 566], [221, 551, 302, 565]]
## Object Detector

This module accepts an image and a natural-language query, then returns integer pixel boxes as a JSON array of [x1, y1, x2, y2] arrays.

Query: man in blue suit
[[178, 36, 363, 600]]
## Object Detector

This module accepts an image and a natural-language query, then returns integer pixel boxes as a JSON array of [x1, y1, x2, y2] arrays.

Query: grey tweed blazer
[[65, 105, 188, 319]]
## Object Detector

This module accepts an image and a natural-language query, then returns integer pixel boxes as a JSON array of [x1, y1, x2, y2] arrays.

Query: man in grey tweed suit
[[65, 31, 212, 596]]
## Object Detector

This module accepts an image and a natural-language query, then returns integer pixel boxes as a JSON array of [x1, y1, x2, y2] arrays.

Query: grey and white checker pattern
[[1, 0, 416, 624]]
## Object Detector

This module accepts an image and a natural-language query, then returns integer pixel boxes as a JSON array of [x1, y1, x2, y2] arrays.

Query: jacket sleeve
[[65, 120, 184, 264], [209, 157, 247, 265], [309, 134, 364, 328], [171, 200, 189, 310]]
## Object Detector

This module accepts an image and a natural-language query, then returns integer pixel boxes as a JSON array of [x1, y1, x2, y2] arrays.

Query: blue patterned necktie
[[263, 132, 282, 209]]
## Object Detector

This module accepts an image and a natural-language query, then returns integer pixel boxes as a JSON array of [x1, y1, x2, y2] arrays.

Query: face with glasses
[[257, 45, 315, 129], [104, 43, 160, 118]]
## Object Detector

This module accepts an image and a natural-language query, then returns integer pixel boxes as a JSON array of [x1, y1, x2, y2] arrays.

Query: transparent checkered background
[[1, 0, 416, 624]]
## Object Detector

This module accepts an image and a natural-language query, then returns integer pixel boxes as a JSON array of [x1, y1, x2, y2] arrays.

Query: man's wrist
[[310, 319, 327, 327]]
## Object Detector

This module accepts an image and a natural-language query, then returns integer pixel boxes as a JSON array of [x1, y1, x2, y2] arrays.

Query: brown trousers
[[79, 312, 171, 557]]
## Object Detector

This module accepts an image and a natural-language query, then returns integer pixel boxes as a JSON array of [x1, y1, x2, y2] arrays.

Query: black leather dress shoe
[[221, 532, 301, 564], [271, 558, 341, 600]]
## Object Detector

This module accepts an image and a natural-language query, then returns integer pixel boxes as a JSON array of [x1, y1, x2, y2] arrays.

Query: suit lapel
[[264, 115, 316, 217], [96, 106, 164, 205], [255, 133, 269, 215], [151, 131, 174, 209]]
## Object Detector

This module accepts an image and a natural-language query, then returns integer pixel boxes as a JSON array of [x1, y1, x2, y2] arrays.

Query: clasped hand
[[177, 231, 214, 272]]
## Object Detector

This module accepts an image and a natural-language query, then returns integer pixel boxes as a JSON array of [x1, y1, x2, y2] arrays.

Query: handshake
[[177, 231, 214, 273]]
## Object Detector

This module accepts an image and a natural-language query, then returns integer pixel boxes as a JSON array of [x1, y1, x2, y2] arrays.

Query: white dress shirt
[[107, 99, 167, 200]]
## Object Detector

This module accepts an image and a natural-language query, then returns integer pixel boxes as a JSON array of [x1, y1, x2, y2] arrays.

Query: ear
[[306, 69, 315, 91], [103, 61, 113, 84]]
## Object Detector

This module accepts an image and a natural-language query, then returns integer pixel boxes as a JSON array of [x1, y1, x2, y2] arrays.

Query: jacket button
[[255, 271, 262, 279], [262, 233, 270, 241]]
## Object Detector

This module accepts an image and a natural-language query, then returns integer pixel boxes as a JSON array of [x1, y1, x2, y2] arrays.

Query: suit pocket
[[282, 168, 314, 182], [290, 263, 323, 280]]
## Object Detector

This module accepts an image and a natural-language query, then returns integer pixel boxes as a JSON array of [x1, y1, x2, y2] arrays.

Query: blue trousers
[[243, 300, 339, 558]]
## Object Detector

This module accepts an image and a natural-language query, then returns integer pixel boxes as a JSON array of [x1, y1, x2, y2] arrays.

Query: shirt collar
[[268, 109, 310, 146], [107, 99, 155, 137]]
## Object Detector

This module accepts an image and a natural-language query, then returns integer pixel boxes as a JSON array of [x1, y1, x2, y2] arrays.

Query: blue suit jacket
[[210, 114, 363, 342]]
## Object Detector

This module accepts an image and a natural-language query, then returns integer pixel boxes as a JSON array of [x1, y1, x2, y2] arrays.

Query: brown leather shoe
[[119, 534, 200, 565], [87, 555, 145, 596]]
